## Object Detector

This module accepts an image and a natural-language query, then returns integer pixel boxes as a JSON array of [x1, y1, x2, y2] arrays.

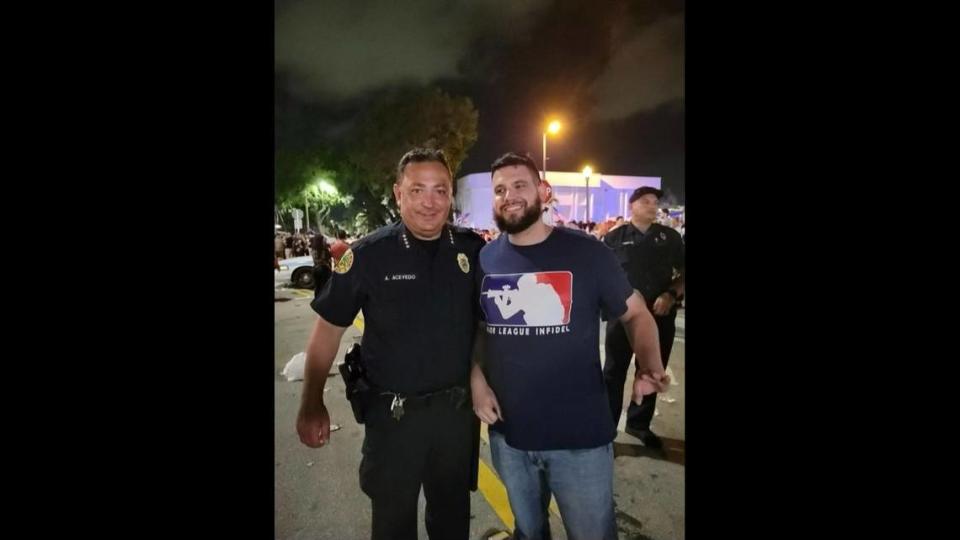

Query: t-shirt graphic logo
[[480, 272, 572, 326]]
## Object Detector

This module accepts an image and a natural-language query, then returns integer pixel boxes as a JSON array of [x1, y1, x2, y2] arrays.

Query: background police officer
[[602, 186, 685, 449], [310, 233, 332, 298], [296, 148, 484, 540]]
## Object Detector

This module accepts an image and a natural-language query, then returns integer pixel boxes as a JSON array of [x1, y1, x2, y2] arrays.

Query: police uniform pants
[[602, 312, 676, 431], [359, 393, 474, 540]]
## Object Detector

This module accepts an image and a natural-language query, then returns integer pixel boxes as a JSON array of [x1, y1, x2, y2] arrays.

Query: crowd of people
[[275, 230, 354, 262], [552, 209, 684, 241], [274, 231, 309, 259], [466, 208, 685, 246]]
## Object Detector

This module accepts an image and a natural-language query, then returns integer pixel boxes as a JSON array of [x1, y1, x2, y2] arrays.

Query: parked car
[[275, 256, 315, 289]]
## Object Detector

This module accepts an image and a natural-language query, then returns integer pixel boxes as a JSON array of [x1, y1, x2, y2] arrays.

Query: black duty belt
[[374, 386, 469, 420]]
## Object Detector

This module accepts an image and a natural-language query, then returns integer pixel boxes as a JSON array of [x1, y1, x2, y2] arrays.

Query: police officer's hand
[[652, 293, 675, 316], [471, 378, 504, 425], [297, 404, 331, 448], [632, 372, 670, 402]]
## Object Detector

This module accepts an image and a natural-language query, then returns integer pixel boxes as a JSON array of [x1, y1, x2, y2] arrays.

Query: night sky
[[275, 0, 685, 204]]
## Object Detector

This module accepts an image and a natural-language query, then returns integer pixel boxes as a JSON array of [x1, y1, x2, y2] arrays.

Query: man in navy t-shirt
[[470, 152, 670, 540]]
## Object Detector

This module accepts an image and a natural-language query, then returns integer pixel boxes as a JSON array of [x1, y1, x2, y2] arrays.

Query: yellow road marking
[[353, 312, 364, 332], [478, 459, 515, 531]]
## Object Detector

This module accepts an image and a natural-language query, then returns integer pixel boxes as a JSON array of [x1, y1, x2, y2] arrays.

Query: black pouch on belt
[[338, 343, 371, 423]]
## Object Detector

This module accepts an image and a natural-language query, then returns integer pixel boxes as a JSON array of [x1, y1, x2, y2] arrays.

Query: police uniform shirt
[[311, 222, 484, 395], [603, 222, 684, 306]]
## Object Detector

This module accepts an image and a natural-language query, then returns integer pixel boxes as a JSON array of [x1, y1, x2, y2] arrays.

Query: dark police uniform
[[602, 222, 685, 436], [311, 221, 484, 540]]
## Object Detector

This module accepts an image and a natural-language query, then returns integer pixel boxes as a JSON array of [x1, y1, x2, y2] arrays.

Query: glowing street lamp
[[317, 179, 338, 196]]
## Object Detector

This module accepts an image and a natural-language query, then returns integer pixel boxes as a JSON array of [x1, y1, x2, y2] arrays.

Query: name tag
[[384, 274, 417, 281]]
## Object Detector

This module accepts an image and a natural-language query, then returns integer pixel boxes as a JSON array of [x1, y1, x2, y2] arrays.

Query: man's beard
[[494, 198, 542, 234]]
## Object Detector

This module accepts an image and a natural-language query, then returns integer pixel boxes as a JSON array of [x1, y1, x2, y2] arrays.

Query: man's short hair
[[491, 152, 541, 184], [396, 147, 452, 183]]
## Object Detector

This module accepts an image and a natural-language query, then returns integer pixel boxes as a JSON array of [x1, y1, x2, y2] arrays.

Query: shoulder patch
[[334, 248, 354, 274]]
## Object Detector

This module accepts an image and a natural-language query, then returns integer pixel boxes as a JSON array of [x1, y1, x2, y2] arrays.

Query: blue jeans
[[489, 431, 618, 540]]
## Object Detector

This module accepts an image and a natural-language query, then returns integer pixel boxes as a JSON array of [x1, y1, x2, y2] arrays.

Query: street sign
[[291, 208, 304, 219]]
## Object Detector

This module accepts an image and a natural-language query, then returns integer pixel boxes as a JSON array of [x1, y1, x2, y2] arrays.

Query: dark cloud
[[275, 0, 551, 101], [276, 0, 683, 119], [590, 13, 683, 120]]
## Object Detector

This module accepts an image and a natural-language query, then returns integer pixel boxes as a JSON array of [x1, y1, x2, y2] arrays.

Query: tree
[[274, 86, 479, 234], [275, 147, 338, 202], [343, 87, 479, 229], [275, 147, 349, 232]]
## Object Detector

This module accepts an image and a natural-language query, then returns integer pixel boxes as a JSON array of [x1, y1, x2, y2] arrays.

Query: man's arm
[[653, 230, 685, 316], [619, 291, 670, 400], [668, 231, 685, 298], [296, 315, 349, 448], [670, 271, 684, 298], [469, 322, 503, 424], [652, 270, 685, 315]]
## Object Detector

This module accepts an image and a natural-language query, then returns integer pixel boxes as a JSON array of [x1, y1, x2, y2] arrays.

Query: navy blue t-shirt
[[478, 227, 634, 450]]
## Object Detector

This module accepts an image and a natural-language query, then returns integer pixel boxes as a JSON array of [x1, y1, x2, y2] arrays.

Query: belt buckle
[[390, 394, 406, 421]]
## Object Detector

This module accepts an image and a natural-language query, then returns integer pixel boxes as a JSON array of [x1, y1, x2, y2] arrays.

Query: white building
[[455, 171, 662, 229]]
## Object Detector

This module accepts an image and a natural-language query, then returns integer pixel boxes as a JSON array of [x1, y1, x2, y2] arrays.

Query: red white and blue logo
[[480, 272, 572, 327]]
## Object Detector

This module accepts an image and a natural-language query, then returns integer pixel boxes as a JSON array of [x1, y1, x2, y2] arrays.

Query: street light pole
[[542, 132, 547, 181], [583, 165, 593, 222], [542, 120, 561, 182]]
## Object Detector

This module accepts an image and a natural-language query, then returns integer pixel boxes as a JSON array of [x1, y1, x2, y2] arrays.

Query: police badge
[[457, 253, 470, 274]]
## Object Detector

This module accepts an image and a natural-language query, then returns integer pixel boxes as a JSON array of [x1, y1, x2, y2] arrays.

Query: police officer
[[296, 148, 484, 540], [602, 186, 685, 449]]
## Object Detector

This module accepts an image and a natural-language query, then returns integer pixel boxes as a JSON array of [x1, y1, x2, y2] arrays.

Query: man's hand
[[296, 316, 347, 449], [297, 404, 331, 448], [471, 369, 504, 425], [652, 293, 675, 316], [632, 372, 671, 403]]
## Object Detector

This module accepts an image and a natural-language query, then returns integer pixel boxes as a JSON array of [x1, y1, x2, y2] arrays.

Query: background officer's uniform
[[311, 221, 484, 540], [602, 221, 685, 443]]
